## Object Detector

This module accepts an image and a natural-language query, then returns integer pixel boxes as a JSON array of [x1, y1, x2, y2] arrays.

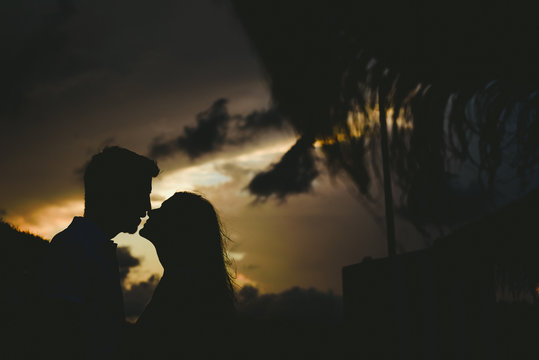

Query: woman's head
[[140, 192, 235, 297], [141, 192, 224, 264]]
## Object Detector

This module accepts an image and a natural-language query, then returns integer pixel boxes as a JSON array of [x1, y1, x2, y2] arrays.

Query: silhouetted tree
[[231, 0, 539, 241]]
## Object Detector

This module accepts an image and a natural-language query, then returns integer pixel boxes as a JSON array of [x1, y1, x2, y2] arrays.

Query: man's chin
[[123, 220, 141, 234]]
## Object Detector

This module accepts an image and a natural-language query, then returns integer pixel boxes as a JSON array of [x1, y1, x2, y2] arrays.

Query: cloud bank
[[117, 246, 141, 282], [149, 98, 287, 160], [149, 98, 324, 200]]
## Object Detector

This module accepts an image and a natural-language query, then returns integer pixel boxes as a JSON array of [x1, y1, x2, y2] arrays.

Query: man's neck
[[83, 212, 119, 239]]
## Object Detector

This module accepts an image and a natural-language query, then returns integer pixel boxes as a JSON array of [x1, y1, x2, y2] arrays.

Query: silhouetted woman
[[136, 192, 236, 359]]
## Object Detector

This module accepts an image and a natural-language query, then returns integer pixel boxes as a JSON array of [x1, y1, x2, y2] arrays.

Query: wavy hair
[[160, 192, 236, 307]]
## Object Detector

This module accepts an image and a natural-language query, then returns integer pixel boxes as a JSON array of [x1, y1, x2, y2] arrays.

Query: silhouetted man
[[40, 146, 159, 359]]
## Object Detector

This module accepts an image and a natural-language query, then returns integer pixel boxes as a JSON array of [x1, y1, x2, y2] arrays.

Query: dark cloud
[[123, 275, 159, 321], [116, 246, 158, 321], [247, 137, 319, 200], [233, 107, 286, 140], [0, 209, 6, 218], [236, 285, 342, 323], [116, 246, 140, 282], [149, 98, 287, 159], [149, 98, 231, 159]]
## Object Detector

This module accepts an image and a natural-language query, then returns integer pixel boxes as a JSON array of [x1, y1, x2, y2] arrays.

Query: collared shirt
[[42, 216, 124, 358]]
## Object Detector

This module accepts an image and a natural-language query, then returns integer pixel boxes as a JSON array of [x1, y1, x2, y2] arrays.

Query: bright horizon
[[5, 134, 395, 295]]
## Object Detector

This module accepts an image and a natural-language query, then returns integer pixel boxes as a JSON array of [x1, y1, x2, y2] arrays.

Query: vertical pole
[[379, 80, 396, 258]]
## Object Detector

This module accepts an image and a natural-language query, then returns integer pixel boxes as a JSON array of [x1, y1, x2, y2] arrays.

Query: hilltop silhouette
[[0, 220, 48, 358]]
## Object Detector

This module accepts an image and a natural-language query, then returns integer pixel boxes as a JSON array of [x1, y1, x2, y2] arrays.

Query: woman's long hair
[[161, 192, 236, 308]]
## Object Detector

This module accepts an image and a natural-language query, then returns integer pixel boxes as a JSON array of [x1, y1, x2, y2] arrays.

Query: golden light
[[313, 107, 413, 148], [6, 199, 84, 240], [235, 273, 258, 288]]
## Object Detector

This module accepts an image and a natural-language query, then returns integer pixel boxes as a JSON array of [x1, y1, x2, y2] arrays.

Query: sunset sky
[[2, 4, 538, 360], [0, 0, 429, 295]]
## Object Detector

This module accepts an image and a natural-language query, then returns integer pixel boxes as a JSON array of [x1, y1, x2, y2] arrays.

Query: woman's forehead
[[160, 198, 183, 211]]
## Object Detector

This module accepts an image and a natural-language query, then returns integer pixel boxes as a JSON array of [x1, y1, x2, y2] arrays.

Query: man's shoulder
[[41, 219, 89, 302], [50, 217, 95, 252]]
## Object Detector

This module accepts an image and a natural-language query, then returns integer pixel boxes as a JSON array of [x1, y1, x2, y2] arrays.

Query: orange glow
[[236, 273, 258, 288], [313, 107, 413, 148], [6, 199, 84, 240]]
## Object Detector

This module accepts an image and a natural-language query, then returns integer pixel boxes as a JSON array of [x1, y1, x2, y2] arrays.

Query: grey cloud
[[247, 137, 319, 200], [123, 274, 159, 320], [149, 98, 231, 159], [149, 98, 287, 160], [240, 108, 285, 130], [232, 107, 287, 142], [117, 246, 141, 283]]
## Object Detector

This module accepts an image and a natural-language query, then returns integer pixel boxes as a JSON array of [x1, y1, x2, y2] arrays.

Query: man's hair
[[83, 146, 160, 209]]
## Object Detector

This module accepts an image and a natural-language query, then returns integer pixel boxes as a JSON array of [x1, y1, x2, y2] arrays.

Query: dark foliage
[[0, 221, 49, 358], [342, 188, 539, 358], [233, 285, 348, 359], [0, 221, 49, 305], [434, 186, 539, 300], [231, 0, 539, 227], [236, 285, 342, 323]]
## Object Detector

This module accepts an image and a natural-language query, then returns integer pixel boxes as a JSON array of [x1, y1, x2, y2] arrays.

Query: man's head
[[83, 146, 160, 235]]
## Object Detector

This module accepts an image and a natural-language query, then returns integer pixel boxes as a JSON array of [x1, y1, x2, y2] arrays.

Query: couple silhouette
[[40, 146, 235, 359]]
